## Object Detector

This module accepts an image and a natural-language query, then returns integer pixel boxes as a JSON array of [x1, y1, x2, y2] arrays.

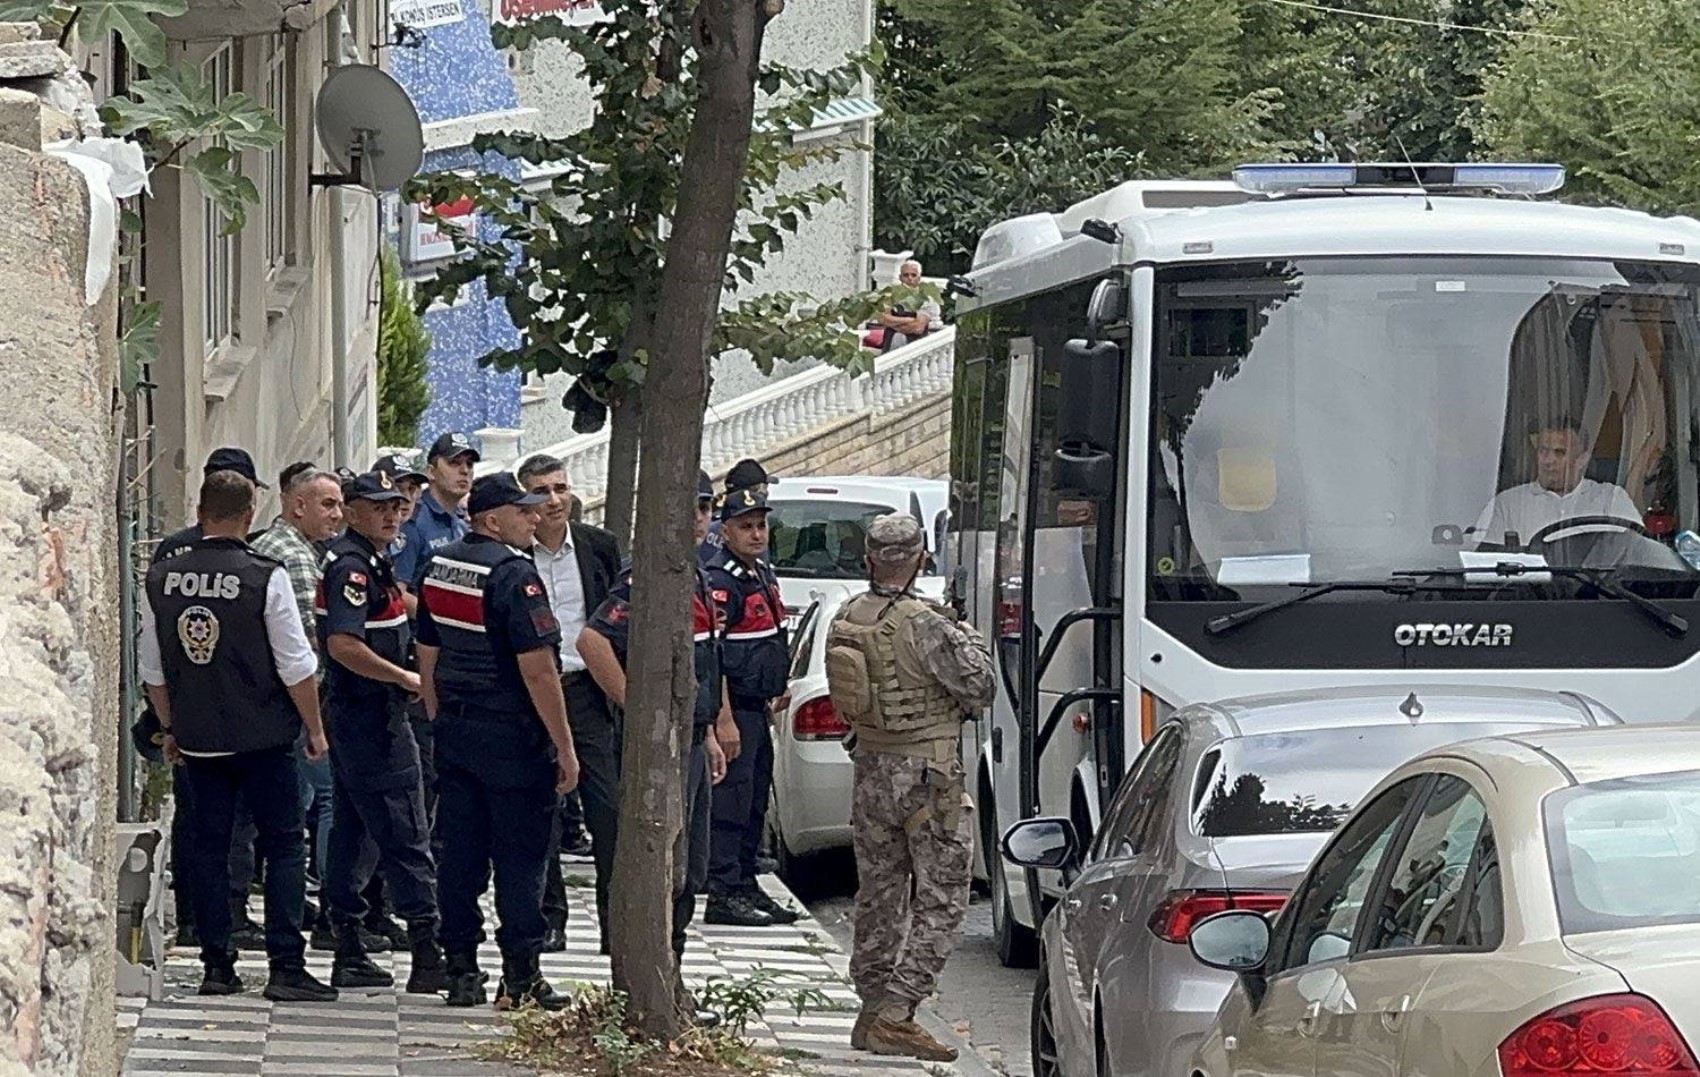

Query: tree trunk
[[607, 0, 775, 1042], [601, 390, 642, 551]]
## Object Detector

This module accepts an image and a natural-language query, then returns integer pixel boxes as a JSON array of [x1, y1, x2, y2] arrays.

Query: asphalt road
[[797, 851, 1038, 1076]]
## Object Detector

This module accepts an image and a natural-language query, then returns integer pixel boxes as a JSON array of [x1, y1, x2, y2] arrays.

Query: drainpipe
[[329, 185, 350, 468]]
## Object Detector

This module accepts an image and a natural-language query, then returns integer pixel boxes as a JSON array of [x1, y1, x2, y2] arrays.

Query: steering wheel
[[1525, 514, 1649, 551]]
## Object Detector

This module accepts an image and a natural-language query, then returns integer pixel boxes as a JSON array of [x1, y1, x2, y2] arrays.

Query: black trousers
[[437, 757, 555, 963], [708, 704, 774, 895], [180, 745, 308, 969], [674, 729, 712, 958], [544, 672, 621, 944], [323, 774, 438, 932]]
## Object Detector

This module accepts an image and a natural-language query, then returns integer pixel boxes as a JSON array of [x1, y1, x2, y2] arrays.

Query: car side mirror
[[1189, 910, 1272, 973], [1001, 818, 1079, 872]]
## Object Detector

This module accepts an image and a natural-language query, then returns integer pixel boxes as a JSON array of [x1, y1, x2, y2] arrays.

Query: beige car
[[1185, 725, 1700, 1077]]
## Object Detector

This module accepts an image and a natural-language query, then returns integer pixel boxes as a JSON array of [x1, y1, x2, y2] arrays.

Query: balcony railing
[[475, 325, 956, 496]]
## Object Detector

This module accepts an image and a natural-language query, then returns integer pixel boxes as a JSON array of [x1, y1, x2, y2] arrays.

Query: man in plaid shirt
[[252, 464, 346, 925]]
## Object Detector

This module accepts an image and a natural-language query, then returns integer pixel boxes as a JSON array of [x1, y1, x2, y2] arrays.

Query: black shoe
[[704, 894, 775, 927], [358, 925, 394, 953], [174, 923, 200, 949], [365, 916, 409, 951], [331, 955, 394, 989], [229, 918, 267, 951], [263, 967, 339, 1003], [744, 888, 801, 925], [301, 897, 319, 930], [495, 974, 570, 1012], [541, 925, 567, 953], [198, 965, 244, 996], [445, 971, 487, 1007], [561, 830, 593, 858], [309, 925, 337, 952]]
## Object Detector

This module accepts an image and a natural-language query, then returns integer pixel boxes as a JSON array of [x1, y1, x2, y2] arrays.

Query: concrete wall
[[147, 9, 384, 526], [760, 391, 950, 479], [0, 42, 121, 1074]]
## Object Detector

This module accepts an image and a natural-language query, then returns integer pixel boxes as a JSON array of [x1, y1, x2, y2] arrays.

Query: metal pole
[[116, 463, 138, 823], [330, 183, 351, 469]]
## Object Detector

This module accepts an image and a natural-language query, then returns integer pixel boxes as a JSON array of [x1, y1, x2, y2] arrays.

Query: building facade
[[140, 0, 389, 521], [390, 0, 877, 458]]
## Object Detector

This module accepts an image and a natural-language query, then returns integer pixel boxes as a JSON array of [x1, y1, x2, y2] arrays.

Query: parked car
[[1186, 722, 1700, 1077], [765, 475, 948, 625], [768, 583, 859, 883], [1000, 685, 1622, 1077]]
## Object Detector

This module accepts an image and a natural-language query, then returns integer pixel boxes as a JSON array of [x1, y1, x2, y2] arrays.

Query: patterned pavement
[[118, 877, 992, 1076]]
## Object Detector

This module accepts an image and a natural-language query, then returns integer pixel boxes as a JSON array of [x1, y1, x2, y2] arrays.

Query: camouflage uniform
[[829, 516, 995, 1046]]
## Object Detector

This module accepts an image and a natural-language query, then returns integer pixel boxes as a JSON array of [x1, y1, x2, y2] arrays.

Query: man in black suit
[[519, 454, 623, 952]]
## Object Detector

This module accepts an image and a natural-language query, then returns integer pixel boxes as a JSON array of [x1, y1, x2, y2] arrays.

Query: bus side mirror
[[1054, 338, 1122, 500]]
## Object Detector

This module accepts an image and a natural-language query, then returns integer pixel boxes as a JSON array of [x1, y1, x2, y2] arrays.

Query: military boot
[[850, 993, 884, 1051], [444, 950, 487, 1008], [494, 955, 570, 1012], [331, 926, 394, 989], [703, 892, 774, 927], [742, 886, 801, 925], [404, 920, 447, 995], [866, 1016, 958, 1062], [198, 951, 244, 996]]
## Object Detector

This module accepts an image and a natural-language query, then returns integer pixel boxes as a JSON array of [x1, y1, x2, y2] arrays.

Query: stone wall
[[756, 391, 950, 480], [0, 35, 121, 1075]]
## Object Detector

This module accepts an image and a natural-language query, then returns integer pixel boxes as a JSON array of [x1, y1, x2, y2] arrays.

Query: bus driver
[[1474, 419, 1641, 548]]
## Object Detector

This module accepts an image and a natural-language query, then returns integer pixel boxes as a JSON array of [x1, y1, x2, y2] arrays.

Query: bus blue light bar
[[1232, 162, 1567, 196]]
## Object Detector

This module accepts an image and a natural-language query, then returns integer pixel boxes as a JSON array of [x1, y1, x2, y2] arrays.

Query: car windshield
[[1194, 722, 1561, 837], [1547, 769, 1700, 933], [768, 499, 899, 578], [1149, 257, 1700, 601]]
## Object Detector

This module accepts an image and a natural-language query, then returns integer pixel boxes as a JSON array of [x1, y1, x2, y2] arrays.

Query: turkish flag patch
[[348, 571, 367, 585], [608, 605, 629, 624], [524, 582, 543, 597], [712, 589, 730, 603]]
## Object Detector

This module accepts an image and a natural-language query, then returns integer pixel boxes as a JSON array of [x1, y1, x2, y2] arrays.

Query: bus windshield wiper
[[1393, 562, 1688, 638], [1205, 579, 1458, 638]]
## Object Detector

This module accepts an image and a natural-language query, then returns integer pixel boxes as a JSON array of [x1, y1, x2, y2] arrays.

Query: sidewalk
[[119, 876, 996, 1076]]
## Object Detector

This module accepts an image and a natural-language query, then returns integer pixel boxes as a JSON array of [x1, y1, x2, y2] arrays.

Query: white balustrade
[[485, 325, 957, 496]]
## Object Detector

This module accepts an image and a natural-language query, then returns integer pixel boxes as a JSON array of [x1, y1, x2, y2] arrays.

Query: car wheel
[[984, 794, 1038, 968], [1030, 964, 1062, 1077]]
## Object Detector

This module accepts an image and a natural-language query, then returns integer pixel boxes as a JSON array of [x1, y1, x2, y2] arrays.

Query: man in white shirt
[[1475, 421, 1642, 548], [518, 454, 623, 952], [877, 259, 943, 350], [140, 469, 336, 1002]]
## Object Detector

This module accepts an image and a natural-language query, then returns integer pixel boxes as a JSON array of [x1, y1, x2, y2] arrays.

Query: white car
[[769, 583, 860, 882], [1186, 724, 1700, 1077], [764, 475, 948, 625]]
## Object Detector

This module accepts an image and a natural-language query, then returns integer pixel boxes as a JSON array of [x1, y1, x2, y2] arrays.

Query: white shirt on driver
[[1474, 478, 1641, 547]]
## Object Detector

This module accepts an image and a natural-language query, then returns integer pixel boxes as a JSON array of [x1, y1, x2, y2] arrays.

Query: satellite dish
[[311, 65, 423, 192]]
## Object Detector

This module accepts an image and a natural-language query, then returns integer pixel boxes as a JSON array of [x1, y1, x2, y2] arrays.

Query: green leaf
[[0, 0, 57, 23], [107, 63, 283, 151], [78, 0, 189, 69], [185, 146, 259, 234], [118, 299, 161, 394]]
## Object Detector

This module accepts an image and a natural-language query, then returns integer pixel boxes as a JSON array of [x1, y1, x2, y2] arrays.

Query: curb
[[915, 1003, 1006, 1077]]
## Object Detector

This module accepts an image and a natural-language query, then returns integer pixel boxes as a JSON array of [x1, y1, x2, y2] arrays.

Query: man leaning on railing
[[865, 259, 942, 353]]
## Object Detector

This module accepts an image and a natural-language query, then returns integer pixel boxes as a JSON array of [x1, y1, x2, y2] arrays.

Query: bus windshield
[[1148, 257, 1700, 600]]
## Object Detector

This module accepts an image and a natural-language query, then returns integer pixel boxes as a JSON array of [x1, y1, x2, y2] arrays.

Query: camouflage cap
[[866, 513, 926, 563]]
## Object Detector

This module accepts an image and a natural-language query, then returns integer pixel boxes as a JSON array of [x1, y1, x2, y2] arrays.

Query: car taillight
[[1147, 889, 1288, 944], [793, 697, 850, 741], [1500, 994, 1699, 1076]]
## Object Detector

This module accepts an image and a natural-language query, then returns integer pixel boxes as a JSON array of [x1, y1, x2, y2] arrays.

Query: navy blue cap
[[724, 458, 768, 493], [372, 453, 428, 483], [720, 483, 770, 521], [469, 473, 547, 516], [427, 431, 481, 463], [698, 470, 713, 499], [204, 447, 267, 488], [344, 470, 409, 502]]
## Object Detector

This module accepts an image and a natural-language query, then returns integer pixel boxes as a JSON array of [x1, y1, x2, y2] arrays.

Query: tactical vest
[[419, 534, 538, 719], [826, 591, 961, 759], [707, 553, 789, 704], [145, 537, 300, 754], [318, 532, 410, 705]]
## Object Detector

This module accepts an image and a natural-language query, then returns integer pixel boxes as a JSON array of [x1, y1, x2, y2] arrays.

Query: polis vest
[[825, 591, 960, 758], [420, 535, 536, 719], [145, 538, 299, 754]]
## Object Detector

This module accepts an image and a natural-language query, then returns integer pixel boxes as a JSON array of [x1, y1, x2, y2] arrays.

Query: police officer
[[578, 471, 728, 1008], [394, 432, 477, 592], [316, 470, 447, 993], [415, 473, 580, 1010], [139, 470, 337, 1002], [701, 462, 798, 927], [829, 514, 994, 1061], [153, 447, 270, 564]]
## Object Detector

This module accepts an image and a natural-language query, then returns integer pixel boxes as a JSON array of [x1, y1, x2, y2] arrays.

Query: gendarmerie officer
[[701, 464, 799, 927], [578, 471, 728, 1016], [315, 470, 446, 994], [139, 469, 337, 1002], [416, 473, 581, 1010]]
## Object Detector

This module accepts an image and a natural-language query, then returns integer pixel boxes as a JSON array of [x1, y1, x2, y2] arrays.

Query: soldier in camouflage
[[826, 513, 995, 1062]]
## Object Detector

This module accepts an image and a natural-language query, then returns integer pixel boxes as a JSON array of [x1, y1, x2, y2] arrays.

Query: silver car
[[1001, 685, 1621, 1077]]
